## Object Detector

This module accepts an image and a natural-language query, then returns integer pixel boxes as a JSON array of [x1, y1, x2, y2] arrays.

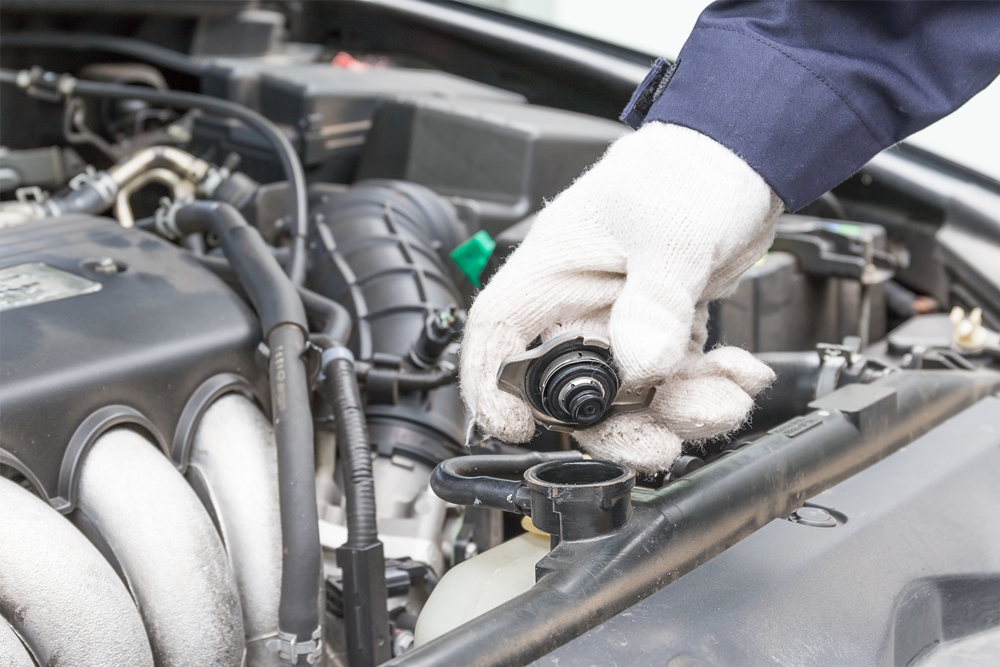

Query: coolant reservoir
[[413, 530, 550, 646]]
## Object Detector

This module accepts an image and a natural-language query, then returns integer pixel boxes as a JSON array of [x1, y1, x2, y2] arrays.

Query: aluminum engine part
[[0, 615, 35, 667], [321, 454, 449, 576], [75, 428, 245, 667], [187, 394, 284, 667], [0, 476, 154, 666]]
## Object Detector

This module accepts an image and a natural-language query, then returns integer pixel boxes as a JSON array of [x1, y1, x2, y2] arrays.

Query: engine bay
[[3, 4, 1000, 667]]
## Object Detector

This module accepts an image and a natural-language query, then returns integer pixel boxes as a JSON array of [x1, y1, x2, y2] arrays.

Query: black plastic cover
[[196, 62, 524, 183], [483, 214, 887, 350], [259, 66, 523, 167], [0, 215, 265, 511], [356, 97, 627, 234], [531, 394, 1000, 667]]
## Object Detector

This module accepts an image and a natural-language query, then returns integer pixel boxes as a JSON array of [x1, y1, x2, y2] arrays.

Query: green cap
[[826, 222, 863, 237], [450, 230, 496, 288]]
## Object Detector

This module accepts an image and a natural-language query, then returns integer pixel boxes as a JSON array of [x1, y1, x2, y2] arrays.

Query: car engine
[[3, 5, 1000, 667]]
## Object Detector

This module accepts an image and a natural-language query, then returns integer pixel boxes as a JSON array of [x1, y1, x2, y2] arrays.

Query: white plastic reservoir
[[413, 530, 550, 646]]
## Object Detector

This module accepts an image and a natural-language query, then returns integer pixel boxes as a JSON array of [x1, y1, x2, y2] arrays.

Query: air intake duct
[[308, 180, 468, 465]]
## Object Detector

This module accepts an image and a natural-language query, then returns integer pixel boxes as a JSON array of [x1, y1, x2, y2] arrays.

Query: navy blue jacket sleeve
[[620, 1, 1000, 210]]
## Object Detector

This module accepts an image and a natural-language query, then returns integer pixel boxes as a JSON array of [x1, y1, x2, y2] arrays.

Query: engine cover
[[0, 215, 265, 511]]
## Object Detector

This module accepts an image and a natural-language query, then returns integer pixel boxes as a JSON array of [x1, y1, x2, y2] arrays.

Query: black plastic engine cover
[[0, 215, 265, 512]]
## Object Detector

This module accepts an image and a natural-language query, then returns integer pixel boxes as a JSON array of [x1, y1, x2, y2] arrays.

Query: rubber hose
[[46, 179, 112, 215], [754, 351, 824, 430], [430, 451, 584, 514], [298, 287, 352, 346], [175, 202, 305, 335], [354, 362, 458, 391], [193, 254, 351, 346], [169, 202, 320, 658], [309, 180, 469, 466], [0, 67, 308, 286], [268, 325, 323, 647], [395, 367, 457, 390]]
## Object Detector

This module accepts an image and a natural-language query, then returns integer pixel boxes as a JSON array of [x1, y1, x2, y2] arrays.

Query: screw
[[94, 258, 119, 274]]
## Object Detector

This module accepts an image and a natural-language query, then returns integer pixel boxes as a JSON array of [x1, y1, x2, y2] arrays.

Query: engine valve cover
[[0, 215, 264, 511]]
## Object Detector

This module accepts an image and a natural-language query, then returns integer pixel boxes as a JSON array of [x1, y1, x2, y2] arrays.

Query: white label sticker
[[0, 262, 102, 312]]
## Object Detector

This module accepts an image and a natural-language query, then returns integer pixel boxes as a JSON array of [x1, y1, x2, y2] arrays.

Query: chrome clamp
[[266, 627, 323, 665]]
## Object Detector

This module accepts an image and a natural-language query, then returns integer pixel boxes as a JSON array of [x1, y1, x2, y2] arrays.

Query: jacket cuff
[[623, 27, 884, 211]]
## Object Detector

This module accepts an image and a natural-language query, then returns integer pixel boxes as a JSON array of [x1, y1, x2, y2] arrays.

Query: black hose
[[430, 451, 583, 514], [354, 361, 458, 391], [171, 202, 320, 662], [322, 348, 392, 667], [395, 366, 458, 391], [268, 325, 323, 650], [46, 177, 114, 215], [194, 254, 352, 346], [0, 67, 309, 286], [298, 287, 352, 346], [175, 203, 304, 334], [0, 31, 204, 77]]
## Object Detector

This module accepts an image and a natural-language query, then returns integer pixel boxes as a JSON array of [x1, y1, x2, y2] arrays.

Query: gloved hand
[[460, 122, 784, 473]]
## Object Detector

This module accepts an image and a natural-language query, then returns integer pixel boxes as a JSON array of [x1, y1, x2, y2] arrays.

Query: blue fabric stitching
[[693, 25, 884, 147]]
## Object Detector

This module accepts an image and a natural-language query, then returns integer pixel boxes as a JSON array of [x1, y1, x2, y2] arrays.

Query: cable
[[322, 347, 392, 667], [0, 67, 309, 286], [0, 32, 204, 77]]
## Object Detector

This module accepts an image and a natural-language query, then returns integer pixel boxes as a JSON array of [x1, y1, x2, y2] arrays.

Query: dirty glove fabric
[[460, 122, 783, 473]]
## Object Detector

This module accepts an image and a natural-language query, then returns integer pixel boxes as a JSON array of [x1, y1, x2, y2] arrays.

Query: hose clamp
[[321, 346, 355, 366], [196, 165, 227, 198], [266, 627, 323, 664], [83, 171, 120, 204], [154, 198, 184, 240], [16, 67, 77, 102]]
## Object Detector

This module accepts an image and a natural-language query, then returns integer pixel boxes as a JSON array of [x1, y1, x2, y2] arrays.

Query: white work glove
[[460, 122, 784, 473]]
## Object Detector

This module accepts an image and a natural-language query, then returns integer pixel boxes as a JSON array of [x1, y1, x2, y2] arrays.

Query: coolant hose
[[172, 201, 321, 663], [322, 347, 392, 667], [0, 67, 309, 285], [430, 451, 584, 514]]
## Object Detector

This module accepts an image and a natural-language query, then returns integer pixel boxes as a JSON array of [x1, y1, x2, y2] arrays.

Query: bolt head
[[790, 506, 838, 528]]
